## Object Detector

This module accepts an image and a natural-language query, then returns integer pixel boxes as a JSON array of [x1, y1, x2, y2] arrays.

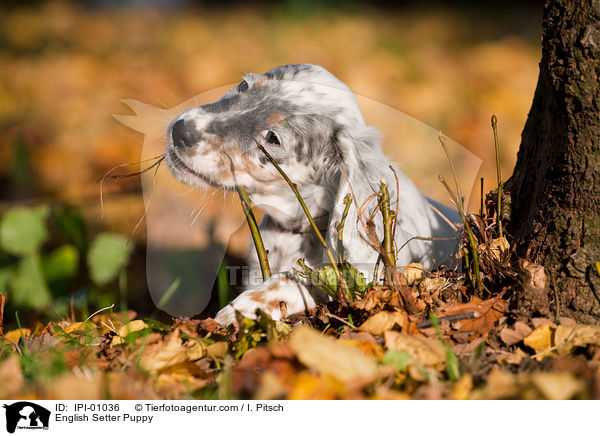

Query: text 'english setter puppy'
[[166, 64, 460, 324]]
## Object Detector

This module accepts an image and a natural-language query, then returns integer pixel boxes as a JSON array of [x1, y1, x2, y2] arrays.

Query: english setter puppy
[[166, 64, 459, 324]]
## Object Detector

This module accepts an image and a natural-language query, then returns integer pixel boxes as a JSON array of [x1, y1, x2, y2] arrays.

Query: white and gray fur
[[166, 64, 459, 324]]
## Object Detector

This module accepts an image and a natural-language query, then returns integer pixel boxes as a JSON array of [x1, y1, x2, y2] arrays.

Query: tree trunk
[[507, 0, 600, 323]]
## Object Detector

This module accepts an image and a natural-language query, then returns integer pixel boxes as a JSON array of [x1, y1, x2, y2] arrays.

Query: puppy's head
[[166, 64, 370, 197]]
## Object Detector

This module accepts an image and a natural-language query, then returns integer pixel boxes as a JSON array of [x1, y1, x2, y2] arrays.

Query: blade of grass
[[158, 277, 181, 308], [217, 262, 232, 309]]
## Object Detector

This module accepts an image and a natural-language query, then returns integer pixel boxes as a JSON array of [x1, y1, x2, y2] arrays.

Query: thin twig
[[417, 312, 477, 330], [427, 202, 459, 232], [438, 132, 464, 208], [389, 166, 400, 244], [336, 194, 353, 264], [491, 115, 503, 238], [326, 312, 358, 330], [380, 179, 396, 287], [236, 185, 271, 280], [86, 304, 115, 322], [98, 154, 165, 218], [440, 175, 483, 291]]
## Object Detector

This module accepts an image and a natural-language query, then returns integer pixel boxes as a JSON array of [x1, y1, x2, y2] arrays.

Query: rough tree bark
[[507, 0, 600, 322]]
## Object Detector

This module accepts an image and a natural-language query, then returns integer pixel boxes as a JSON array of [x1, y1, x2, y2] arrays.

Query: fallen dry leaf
[[45, 372, 103, 400], [288, 326, 378, 384], [480, 236, 510, 263], [554, 324, 600, 355], [523, 323, 553, 359], [351, 287, 401, 312], [443, 296, 506, 338], [206, 342, 228, 360], [358, 310, 406, 335], [139, 328, 205, 374], [402, 262, 425, 284], [384, 331, 446, 368], [288, 372, 347, 400], [500, 321, 532, 345], [3, 328, 31, 344], [0, 354, 23, 398], [451, 373, 473, 400], [110, 320, 149, 347], [155, 361, 208, 391], [531, 372, 584, 400]]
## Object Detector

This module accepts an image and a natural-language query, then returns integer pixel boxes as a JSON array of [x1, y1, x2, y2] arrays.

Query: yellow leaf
[[358, 310, 406, 335], [451, 373, 473, 400], [480, 236, 510, 262], [184, 339, 206, 361], [111, 320, 148, 347], [206, 342, 228, 360], [523, 323, 553, 359], [3, 329, 30, 343], [288, 326, 378, 384], [554, 324, 600, 355], [288, 372, 346, 400], [384, 331, 446, 368]]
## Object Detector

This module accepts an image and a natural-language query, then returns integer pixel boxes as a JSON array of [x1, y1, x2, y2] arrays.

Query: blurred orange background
[[0, 0, 542, 253]]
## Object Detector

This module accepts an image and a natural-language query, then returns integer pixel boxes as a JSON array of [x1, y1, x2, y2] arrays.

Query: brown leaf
[[500, 321, 532, 345], [358, 310, 406, 335], [289, 326, 378, 384], [351, 287, 401, 312], [139, 328, 205, 374], [443, 296, 506, 338], [155, 361, 208, 392]]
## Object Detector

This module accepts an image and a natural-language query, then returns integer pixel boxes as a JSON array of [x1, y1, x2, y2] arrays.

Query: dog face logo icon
[[3, 402, 50, 433]]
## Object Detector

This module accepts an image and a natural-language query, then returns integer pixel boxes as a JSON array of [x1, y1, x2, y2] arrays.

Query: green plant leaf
[[381, 350, 411, 371], [42, 244, 79, 283], [11, 253, 51, 309], [0, 206, 49, 256], [0, 266, 15, 294], [54, 206, 88, 253], [88, 233, 133, 286]]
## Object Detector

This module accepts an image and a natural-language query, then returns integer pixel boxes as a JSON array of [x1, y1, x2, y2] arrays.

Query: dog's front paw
[[214, 289, 281, 325]]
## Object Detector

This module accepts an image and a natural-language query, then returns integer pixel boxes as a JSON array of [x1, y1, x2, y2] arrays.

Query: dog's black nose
[[171, 119, 200, 148]]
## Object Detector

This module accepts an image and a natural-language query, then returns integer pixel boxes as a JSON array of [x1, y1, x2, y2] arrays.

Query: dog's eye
[[261, 130, 281, 145], [237, 80, 249, 92]]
